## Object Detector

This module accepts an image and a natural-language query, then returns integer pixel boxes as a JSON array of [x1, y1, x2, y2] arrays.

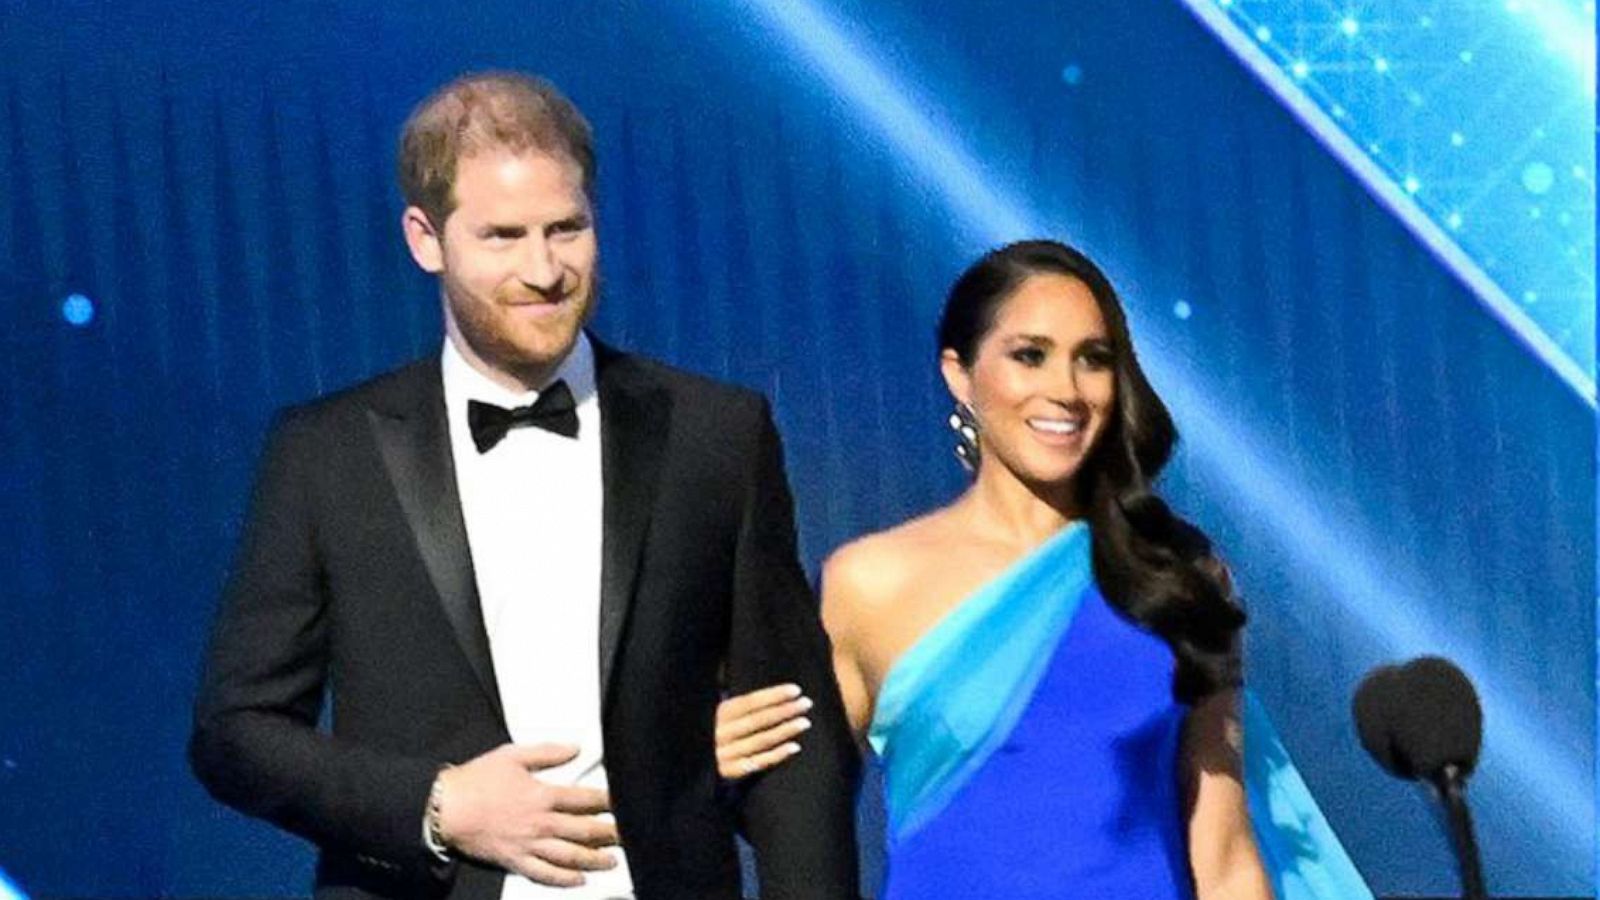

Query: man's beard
[[446, 268, 601, 389]]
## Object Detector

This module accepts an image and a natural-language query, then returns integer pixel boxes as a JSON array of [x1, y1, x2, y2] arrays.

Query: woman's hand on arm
[[714, 684, 812, 779]]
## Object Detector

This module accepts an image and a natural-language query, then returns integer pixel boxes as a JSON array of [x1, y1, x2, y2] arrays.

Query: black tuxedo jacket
[[190, 341, 860, 900]]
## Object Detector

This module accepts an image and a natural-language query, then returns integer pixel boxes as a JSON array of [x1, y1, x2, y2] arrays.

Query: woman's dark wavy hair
[[938, 239, 1244, 703]]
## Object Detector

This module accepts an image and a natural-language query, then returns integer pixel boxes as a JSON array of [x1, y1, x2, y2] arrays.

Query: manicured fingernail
[[782, 683, 803, 698], [794, 717, 813, 732], [795, 696, 814, 712], [782, 742, 802, 755]]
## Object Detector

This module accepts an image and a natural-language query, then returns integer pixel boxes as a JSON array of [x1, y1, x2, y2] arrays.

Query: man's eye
[[550, 219, 590, 237]]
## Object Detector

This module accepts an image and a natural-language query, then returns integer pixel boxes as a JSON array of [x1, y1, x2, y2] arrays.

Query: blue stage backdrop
[[0, 0, 1591, 897]]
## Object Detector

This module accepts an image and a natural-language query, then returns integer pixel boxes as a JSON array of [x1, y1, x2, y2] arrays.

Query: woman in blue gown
[[715, 240, 1372, 899]]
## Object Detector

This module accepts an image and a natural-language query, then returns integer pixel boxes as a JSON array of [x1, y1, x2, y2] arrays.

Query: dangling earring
[[948, 401, 980, 474]]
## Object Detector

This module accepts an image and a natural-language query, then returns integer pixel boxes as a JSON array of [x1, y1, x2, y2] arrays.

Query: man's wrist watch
[[423, 767, 452, 860]]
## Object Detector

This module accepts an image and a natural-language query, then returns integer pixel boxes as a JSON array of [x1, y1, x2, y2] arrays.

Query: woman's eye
[[1010, 347, 1046, 366], [1075, 343, 1116, 370]]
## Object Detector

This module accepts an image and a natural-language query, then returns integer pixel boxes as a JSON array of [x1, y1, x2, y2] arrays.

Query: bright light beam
[[1512, 0, 1597, 95], [731, 0, 1035, 244], [733, 0, 1592, 867], [0, 869, 26, 900], [1176, 0, 1596, 408]]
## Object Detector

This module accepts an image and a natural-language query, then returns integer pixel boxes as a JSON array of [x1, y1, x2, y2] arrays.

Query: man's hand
[[436, 743, 620, 887]]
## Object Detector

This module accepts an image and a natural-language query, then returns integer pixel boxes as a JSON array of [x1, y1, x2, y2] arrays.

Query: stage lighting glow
[[1523, 162, 1556, 194], [61, 293, 94, 327], [1508, 0, 1596, 89], [0, 869, 26, 900], [1173, 300, 1194, 320], [1060, 63, 1083, 86], [1182, 0, 1596, 406], [733, 0, 1591, 873]]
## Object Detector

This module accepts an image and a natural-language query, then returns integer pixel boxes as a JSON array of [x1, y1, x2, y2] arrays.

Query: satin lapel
[[595, 344, 671, 707], [366, 360, 504, 721]]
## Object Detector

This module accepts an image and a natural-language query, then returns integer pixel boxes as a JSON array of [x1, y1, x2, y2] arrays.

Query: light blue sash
[[866, 522, 1374, 899], [1244, 691, 1376, 899], [868, 521, 1093, 840]]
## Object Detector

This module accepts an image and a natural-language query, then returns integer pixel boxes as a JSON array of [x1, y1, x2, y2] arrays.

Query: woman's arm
[[714, 546, 879, 778], [1184, 689, 1275, 900]]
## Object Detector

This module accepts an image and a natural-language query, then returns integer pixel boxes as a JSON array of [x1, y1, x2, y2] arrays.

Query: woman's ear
[[940, 348, 972, 407]]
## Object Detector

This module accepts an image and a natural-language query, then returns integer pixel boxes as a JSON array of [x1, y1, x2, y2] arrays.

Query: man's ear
[[939, 348, 972, 407], [402, 207, 445, 274]]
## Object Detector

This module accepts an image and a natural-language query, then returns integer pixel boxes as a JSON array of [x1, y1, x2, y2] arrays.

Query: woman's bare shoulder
[[822, 510, 966, 614]]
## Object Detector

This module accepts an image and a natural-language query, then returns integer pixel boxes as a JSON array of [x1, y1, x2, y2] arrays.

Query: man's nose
[[517, 240, 562, 293]]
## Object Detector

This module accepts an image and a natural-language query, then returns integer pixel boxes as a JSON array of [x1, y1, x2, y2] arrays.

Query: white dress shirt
[[442, 333, 634, 900]]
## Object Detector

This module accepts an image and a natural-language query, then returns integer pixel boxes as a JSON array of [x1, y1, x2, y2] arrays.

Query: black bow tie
[[468, 380, 580, 452]]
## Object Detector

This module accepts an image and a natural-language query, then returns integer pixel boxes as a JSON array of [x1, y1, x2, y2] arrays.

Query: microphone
[[1352, 657, 1486, 900]]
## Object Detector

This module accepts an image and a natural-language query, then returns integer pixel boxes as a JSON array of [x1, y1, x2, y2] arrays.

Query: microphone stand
[[1428, 764, 1487, 900]]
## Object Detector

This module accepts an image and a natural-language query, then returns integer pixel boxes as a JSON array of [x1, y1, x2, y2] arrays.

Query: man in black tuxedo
[[190, 71, 859, 900]]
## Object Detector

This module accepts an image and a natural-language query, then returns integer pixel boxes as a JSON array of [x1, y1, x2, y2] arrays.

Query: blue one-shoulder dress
[[867, 522, 1372, 900]]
